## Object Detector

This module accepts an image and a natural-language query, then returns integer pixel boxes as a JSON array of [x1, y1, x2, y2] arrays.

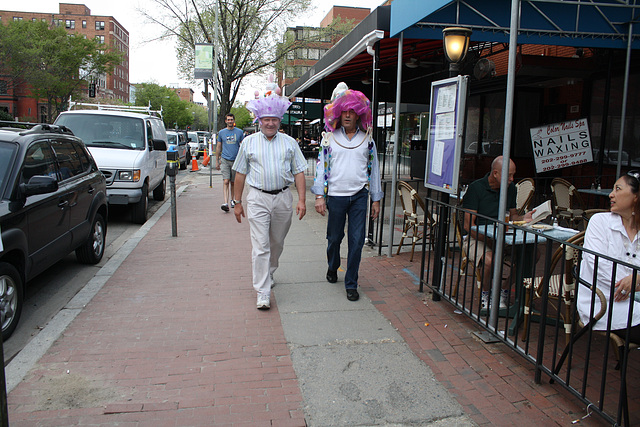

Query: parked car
[[166, 131, 188, 170], [187, 131, 202, 159], [54, 107, 167, 224], [176, 129, 191, 164], [0, 124, 108, 339]]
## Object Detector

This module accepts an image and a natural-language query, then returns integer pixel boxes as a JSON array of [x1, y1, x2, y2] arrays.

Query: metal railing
[[417, 198, 639, 426]]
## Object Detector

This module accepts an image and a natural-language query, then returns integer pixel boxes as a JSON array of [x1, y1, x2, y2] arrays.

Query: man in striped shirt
[[232, 91, 307, 310]]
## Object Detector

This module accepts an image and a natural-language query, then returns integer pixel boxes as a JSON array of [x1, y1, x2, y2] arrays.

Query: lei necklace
[[320, 127, 374, 197]]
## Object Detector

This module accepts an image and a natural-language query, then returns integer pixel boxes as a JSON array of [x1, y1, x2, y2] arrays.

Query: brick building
[[172, 87, 194, 103], [278, 6, 371, 88], [0, 3, 129, 121]]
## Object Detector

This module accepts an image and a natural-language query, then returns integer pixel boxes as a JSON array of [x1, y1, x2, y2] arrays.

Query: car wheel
[[0, 262, 23, 340], [132, 182, 148, 224], [153, 175, 166, 201], [179, 158, 187, 170], [76, 212, 106, 264]]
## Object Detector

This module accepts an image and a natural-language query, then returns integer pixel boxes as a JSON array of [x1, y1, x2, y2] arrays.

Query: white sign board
[[530, 118, 593, 173]]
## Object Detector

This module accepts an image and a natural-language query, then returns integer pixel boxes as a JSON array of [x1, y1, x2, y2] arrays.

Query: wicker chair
[[515, 178, 535, 216], [521, 231, 585, 344], [396, 181, 436, 262], [550, 177, 586, 228]]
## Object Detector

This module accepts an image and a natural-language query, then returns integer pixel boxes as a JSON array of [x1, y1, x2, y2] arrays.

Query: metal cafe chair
[[396, 181, 436, 262], [516, 178, 535, 216]]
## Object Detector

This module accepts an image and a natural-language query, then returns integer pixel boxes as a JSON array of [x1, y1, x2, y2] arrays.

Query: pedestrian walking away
[[311, 82, 383, 301], [217, 113, 244, 212], [232, 84, 307, 310]]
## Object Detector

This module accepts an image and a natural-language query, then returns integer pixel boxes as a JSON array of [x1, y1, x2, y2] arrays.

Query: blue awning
[[391, 0, 640, 49]]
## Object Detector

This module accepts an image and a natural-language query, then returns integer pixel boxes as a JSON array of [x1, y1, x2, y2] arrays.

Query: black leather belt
[[255, 186, 288, 195]]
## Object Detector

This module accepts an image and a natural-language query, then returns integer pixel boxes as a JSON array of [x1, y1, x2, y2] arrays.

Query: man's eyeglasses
[[627, 170, 640, 182]]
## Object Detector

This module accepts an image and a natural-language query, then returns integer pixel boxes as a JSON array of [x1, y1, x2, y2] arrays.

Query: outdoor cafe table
[[471, 223, 579, 335]]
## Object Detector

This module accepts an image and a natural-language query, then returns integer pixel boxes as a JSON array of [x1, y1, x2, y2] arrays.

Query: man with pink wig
[[233, 89, 307, 310], [311, 83, 383, 301]]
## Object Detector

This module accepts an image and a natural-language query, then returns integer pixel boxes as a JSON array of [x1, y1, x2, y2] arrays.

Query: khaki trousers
[[246, 186, 293, 296]]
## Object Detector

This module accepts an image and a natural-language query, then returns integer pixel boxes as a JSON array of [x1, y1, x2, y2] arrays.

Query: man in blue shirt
[[216, 113, 244, 212]]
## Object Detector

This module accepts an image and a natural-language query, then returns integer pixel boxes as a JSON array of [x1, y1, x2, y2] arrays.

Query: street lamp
[[442, 27, 472, 76]]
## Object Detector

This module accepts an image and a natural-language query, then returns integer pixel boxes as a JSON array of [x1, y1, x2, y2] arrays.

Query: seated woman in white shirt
[[577, 171, 640, 343]]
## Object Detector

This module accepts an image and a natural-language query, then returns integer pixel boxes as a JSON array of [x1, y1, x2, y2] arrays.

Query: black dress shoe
[[326, 269, 337, 283], [346, 289, 359, 301]]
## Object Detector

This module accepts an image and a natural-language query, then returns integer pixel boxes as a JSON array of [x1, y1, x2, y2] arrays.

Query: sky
[[20, 0, 385, 104]]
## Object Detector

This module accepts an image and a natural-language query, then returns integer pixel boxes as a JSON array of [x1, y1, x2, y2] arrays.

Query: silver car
[[166, 131, 188, 170]]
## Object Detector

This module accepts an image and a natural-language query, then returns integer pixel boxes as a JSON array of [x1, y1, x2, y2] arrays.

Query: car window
[[167, 133, 178, 144], [21, 141, 58, 184], [71, 140, 94, 172], [0, 142, 17, 195], [55, 114, 145, 150], [150, 119, 167, 142], [51, 139, 86, 181], [146, 121, 153, 147]]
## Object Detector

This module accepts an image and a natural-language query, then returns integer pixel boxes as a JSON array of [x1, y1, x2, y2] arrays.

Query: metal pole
[[170, 174, 177, 237], [616, 22, 633, 179], [0, 335, 8, 427], [490, 0, 520, 327], [367, 41, 380, 245], [386, 33, 404, 257], [211, 0, 219, 188]]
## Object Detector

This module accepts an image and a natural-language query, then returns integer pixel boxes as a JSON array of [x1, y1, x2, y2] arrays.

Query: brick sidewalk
[[8, 181, 306, 426], [360, 253, 607, 426], [6, 174, 610, 426]]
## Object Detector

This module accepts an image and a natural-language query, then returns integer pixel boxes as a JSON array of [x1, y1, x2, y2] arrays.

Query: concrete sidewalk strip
[[277, 217, 470, 426]]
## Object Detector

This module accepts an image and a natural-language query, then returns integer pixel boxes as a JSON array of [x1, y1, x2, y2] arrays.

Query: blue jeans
[[326, 187, 368, 290]]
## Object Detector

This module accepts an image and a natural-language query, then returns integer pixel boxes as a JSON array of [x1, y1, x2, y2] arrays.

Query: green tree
[[187, 103, 209, 131], [141, 0, 347, 130], [0, 20, 122, 122], [0, 110, 13, 121], [134, 83, 194, 129], [230, 104, 252, 130]]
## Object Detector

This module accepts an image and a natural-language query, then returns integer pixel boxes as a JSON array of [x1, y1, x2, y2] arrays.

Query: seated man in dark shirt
[[462, 156, 533, 310]]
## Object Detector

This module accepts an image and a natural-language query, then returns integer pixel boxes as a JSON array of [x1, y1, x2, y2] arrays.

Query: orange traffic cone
[[190, 156, 199, 172], [202, 151, 210, 167]]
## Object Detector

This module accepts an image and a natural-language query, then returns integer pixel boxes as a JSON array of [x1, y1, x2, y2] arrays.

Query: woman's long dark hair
[[622, 171, 640, 230]]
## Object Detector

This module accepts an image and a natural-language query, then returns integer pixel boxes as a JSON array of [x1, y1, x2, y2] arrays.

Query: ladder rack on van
[[67, 99, 163, 119]]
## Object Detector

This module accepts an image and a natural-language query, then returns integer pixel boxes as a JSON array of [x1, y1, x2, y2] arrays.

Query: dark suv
[[0, 124, 108, 339]]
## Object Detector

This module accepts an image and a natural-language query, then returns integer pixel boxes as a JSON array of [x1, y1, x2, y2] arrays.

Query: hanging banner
[[424, 75, 468, 194], [530, 118, 593, 173], [194, 43, 213, 79]]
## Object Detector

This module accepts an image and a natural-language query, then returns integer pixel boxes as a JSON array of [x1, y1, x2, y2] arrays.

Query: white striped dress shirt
[[232, 131, 307, 191]]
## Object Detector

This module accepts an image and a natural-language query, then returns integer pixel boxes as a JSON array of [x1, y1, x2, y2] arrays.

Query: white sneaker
[[500, 289, 509, 309], [230, 200, 236, 208], [481, 291, 490, 310], [257, 294, 270, 310]]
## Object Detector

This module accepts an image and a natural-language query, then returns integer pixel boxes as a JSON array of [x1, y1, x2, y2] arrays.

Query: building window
[[82, 20, 86, 28], [0, 81, 7, 95], [32, 18, 37, 22], [66, 20, 75, 29], [96, 35, 105, 44], [95, 21, 105, 31], [13, 17, 22, 21]]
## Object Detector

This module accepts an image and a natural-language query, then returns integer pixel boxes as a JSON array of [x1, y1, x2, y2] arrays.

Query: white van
[[55, 106, 168, 224]]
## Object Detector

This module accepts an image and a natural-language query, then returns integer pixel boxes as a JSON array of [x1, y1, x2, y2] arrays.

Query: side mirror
[[153, 139, 167, 151], [19, 175, 58, 197]]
